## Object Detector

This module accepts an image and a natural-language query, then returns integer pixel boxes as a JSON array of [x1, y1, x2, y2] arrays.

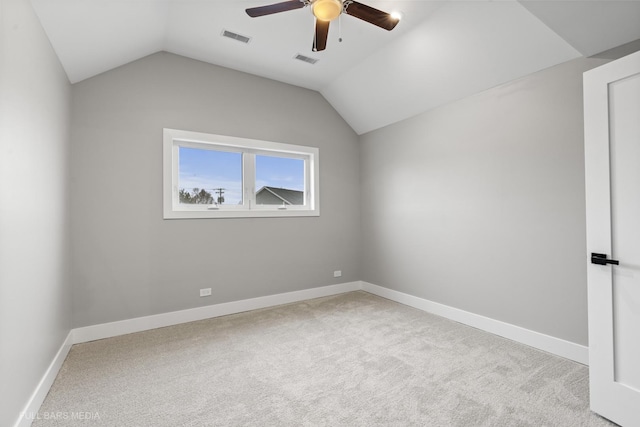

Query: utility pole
[[213, 188, 225, 205]]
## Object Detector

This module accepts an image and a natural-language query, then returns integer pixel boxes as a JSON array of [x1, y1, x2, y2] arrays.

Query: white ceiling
[[31, 0, 640, 135]]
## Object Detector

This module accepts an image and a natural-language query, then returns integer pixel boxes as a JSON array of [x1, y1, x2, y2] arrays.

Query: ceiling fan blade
[[313, 19, 330, 52], [246, 0, 304, 18], [344, 1, 399, 31]]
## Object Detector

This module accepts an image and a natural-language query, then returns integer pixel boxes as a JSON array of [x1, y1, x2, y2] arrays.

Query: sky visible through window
[[179, 147, 304, 205]]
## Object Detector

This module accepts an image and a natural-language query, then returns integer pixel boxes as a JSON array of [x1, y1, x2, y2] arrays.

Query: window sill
[[163, 208, 320, 219]]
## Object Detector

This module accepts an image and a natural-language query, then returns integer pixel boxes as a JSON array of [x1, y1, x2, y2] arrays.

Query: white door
[[584, 49, 640, 427]]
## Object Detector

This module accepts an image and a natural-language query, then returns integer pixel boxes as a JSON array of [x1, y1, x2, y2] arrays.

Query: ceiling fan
[[246, 0, 400, 52]]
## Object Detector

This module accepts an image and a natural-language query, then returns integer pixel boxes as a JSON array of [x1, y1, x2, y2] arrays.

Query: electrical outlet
[[333, 270, 342, 278], [200, 288, 212, 297]]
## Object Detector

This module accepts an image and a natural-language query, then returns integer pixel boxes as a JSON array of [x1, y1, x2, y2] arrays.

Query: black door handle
[[591, 253, 620, 265]]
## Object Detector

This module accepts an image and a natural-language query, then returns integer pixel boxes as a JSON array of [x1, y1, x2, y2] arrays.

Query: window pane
[[255, 155, 304, 205], [178, 147, 242, 205]]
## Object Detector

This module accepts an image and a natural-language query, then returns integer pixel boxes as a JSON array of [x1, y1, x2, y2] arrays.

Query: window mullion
[[244, 153, 256, 210]]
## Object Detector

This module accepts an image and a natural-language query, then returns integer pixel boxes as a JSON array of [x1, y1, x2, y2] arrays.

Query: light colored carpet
[[32, 291, 615, 426]]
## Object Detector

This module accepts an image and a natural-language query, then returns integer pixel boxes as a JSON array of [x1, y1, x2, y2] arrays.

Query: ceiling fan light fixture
[[312, 0, 342, 22], [390, 11, 403, 21]]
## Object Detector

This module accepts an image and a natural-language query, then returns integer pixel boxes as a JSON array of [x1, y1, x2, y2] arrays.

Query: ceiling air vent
[[221, 30, 251, 44], [294, 54, 319, 65]]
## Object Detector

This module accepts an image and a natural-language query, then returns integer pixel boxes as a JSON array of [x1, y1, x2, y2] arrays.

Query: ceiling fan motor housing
[[312, 0, 343, 21]]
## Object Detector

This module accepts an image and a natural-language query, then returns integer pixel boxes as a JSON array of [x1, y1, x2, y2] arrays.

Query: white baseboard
[[361, 282, 589, 365], [71, 280, 589, 364], [73, 282, 361, 344], [14, 331, 74, 427]]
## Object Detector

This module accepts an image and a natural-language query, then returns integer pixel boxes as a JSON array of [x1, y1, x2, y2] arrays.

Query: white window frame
[[163, 128, 319, 219]]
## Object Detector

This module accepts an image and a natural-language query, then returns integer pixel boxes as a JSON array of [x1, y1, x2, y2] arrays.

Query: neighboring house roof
[[256, 187, 304, 205]]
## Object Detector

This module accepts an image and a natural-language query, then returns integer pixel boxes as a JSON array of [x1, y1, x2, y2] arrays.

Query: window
[[163, 129, 319, 219]]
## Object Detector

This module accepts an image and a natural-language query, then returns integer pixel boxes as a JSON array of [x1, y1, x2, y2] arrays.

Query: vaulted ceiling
[[31, 0, 640, 134]]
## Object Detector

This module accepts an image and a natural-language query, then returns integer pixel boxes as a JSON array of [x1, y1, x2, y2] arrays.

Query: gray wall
[[0, 0, 72, 425], [360, 57, 608, 346], [70, 52, 361, 327]]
